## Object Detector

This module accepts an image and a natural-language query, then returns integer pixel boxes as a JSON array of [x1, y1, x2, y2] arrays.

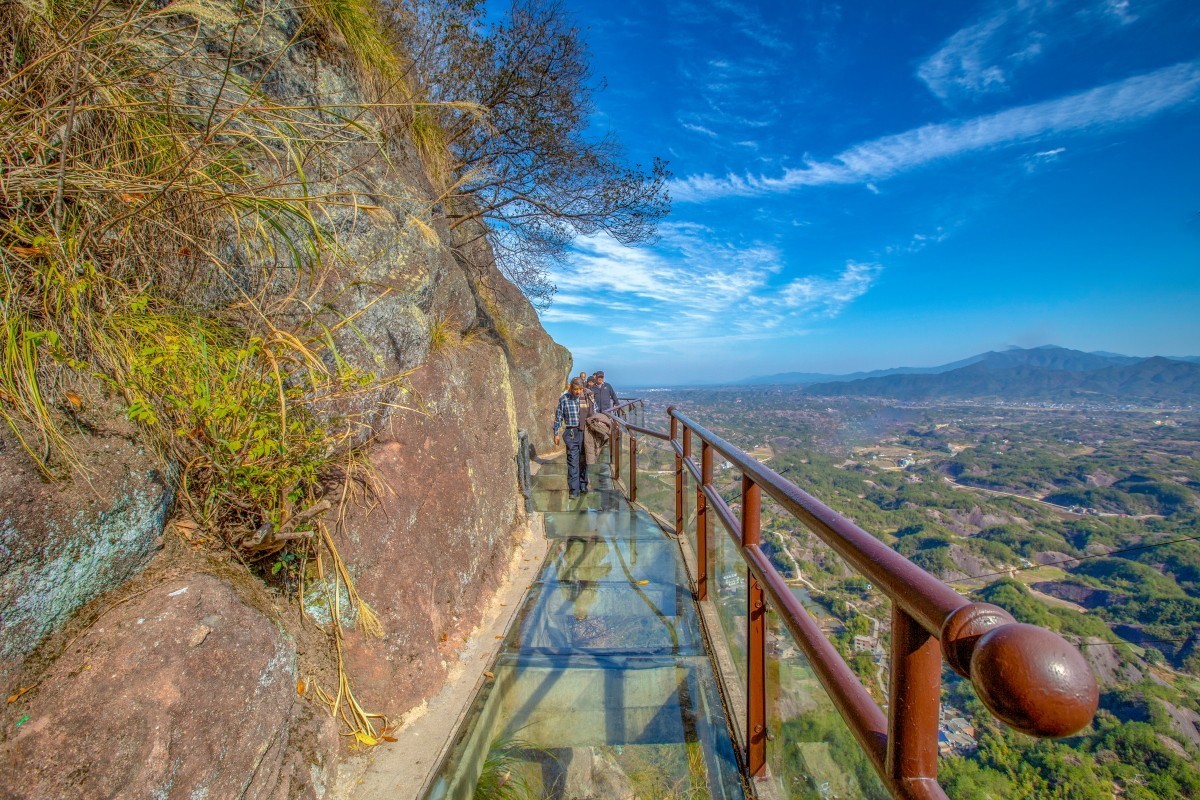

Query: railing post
[[628, 434, 638, 503], [672, 414, 683, 537], [613, 424, 621, 481], [887, 606, 941, 791], [742, 475, 767, 778], [696, 434, 708, 601]]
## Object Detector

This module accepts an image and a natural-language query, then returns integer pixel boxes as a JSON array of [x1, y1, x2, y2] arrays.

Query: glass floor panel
[[542, 535, 682, 587], [511, 582, 704, 656], [423, 455, 747, 800], [424, 655, 744, 800], [542, 508, 666, 540], [531, 484, 628, 513]]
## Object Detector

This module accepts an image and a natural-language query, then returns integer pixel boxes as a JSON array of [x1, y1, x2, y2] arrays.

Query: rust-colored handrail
[[602, 402, 1099, 800]]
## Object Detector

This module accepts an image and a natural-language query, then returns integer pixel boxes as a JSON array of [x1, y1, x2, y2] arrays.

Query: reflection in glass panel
[[635, 436, 677, 526], [679, 467, 693, 564], [708, 482, 747, 685], [764, 609, 889, 800], [615, 432, 630, 496], [759, 496, 892, 709]]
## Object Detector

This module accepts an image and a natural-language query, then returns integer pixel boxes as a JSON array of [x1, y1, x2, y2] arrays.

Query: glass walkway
[[422, 458, 747, 800]]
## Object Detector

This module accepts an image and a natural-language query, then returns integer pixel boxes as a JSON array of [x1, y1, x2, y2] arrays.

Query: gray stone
[[0, 409, 172, 682]]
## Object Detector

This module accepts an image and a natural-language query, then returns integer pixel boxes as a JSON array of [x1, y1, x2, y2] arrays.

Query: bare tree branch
[[387, 0, 670, 306]]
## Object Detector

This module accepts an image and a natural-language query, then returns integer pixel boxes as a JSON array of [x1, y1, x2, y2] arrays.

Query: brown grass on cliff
[[0, 0, 449, 744]]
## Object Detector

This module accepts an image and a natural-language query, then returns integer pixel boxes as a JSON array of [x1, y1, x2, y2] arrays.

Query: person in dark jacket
[[553, 377, 593, 497], [593, 371, 617, 414]]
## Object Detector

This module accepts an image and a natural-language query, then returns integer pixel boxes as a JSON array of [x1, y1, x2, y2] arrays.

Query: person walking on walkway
[[553, 377, 593, 498], [593, 371, 617, 415]]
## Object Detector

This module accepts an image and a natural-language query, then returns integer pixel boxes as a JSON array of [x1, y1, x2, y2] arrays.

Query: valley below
[[642, 385, 1200, 799]]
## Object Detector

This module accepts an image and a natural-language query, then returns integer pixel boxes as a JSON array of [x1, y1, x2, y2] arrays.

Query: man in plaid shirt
[[553, 377, 592, 497]]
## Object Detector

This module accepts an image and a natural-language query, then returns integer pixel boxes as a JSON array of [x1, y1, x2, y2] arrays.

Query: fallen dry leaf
[[8, 244, 49, 258], [296, 679, 306, 695], [483, 672, 494, 679], [7, 685, 36, 704]]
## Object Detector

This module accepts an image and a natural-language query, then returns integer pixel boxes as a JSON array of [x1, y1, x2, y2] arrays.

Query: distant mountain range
[[741, 346, 1200, 402]]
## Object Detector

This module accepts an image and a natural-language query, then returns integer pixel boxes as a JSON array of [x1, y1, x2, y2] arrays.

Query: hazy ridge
[[744, 346, 1200, 401]]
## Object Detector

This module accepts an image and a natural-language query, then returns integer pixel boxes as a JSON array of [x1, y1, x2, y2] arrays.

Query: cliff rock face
[[0, 1, 570, 794]]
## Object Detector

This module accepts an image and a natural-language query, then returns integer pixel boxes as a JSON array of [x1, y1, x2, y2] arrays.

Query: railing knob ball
[[940, 602, 1016, 678], [969, 622, 1099, 738]]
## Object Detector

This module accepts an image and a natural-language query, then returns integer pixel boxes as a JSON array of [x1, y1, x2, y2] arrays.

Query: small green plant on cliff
[[0, 0, 431, 746]]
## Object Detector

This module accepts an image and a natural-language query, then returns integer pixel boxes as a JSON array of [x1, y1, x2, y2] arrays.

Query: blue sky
[[530, 0, 1200, 386]]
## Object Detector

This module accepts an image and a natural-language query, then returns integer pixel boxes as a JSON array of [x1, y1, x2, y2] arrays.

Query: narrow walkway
[[423, 457, 747, 800]]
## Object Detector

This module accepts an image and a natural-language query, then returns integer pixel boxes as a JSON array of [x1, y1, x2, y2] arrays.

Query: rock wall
[[0, 1, 571, 795]]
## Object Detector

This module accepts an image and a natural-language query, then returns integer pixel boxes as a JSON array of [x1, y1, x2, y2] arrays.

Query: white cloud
[[671, 60, 1200, 202], [540, 228, 882, 354], [896, 227, 950, 254], [539, 308, 597, 324], [681, 121, 719, 137], [918, 0, 1141, 102], [1023, 145, 1067, 172], [917, 8, 1028, 101], [779, 262, 881, 317], [1104, 0, 1137, 25]]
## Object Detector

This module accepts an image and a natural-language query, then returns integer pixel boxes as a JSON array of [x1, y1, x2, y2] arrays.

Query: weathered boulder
[[0, 573, 337, 799], [0, 408, 172, 684]]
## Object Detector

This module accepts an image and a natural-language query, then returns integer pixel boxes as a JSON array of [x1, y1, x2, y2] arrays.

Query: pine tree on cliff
[[390, 0, 671, 306]]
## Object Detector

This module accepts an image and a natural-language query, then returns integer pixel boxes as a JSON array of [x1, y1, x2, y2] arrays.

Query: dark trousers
[[563, 427, 587, 492]]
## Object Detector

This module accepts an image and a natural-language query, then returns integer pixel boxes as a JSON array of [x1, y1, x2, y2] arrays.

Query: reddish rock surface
[[456, 230, 573, 456], [0, 573, 337, 800], [339, 343, 532, 716]]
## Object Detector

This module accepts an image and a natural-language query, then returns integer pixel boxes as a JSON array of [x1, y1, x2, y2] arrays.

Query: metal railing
[[602, 401, 1098, 800]]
